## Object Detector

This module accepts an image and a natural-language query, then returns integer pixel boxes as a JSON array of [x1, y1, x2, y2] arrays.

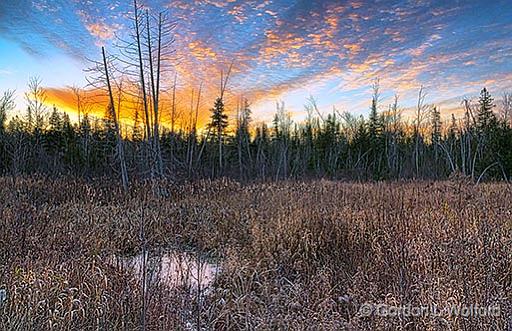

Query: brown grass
[[0, 177, 510, 330]]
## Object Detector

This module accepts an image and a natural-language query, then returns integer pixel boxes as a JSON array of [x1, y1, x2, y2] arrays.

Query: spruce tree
[[367, 81, 384, 178], [208, 97, 229, 172], [476, 87, 496, 134], [208, 97, 229, 139], [46, 106, 64, 157], [475, 88, 500, 178], [49, 105, 63, 132]]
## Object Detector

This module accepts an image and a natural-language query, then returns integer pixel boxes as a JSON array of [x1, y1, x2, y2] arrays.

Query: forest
[[1, 78, 512, 186], [0, 0, 511, 188]]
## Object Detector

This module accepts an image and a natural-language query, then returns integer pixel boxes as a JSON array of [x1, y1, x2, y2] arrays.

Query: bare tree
[[170, 73, 178, 135], [236, 96, 252, 179], [0, 90, 15, 133], [413, 86, 431, 177], [114, 0, 176, 178], [0, 90, 16, 173], [132, 0, 152, 173], [145, 9, 176, 177], [186, 83, 202, 175], [69, 85, 90, 125], [306, 96, 325, 123], [337, 109, 359, 142], [85, 47, 129, 191], [102, 47, 129, 191], [25, 77, 48, 132], [502, 92, 512, 125], [273, 101, 291, 180], [383, 95, 402, 176]]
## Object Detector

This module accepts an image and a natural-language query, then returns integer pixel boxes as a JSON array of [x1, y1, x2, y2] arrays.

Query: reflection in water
[[111, 251, 219, 290]]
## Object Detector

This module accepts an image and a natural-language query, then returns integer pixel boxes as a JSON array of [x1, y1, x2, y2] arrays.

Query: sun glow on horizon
[[0, 0, 511, 127]]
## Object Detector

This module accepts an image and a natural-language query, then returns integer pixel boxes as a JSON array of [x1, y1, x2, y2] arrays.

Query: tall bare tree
[[115, 0, 176, 178], [102, 47, 129, 191], [85, 47, 129, 191], [25, 77, 48, 133], [0, 90, 15, 134], [501, 92, 512, 125], [413, 86, 431, 177]]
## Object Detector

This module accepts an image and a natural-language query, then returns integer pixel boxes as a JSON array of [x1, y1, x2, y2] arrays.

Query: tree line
[[1, 0, 511, 188], [1, 76, 511, 185]]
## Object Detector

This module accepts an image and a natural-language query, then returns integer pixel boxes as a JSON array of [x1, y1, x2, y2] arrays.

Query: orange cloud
[[85, 22, 120, 40], [188, 40, 218, 61]]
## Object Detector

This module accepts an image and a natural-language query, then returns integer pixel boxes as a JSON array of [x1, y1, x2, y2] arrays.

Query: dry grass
[[0, 176, 510, 330]]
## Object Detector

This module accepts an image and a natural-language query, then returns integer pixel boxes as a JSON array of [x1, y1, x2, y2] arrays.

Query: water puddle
[[110, 250, 219, 290]]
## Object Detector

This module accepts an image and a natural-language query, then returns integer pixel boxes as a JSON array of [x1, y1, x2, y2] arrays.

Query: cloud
[[1, 0, 512, 123], [0, 69, 13, 76], [85, 22, 120, 41]]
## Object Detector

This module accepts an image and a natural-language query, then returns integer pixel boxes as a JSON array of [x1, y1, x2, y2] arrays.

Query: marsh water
[[110, 250, 219, 290]]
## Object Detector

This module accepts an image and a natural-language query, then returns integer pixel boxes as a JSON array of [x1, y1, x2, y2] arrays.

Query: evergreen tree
[[368, 95, 382, 142], [45, 105, 64, 160], [476, 87, 496, 134], [49, 105, 63, 132], [431, 106, 441, 145], [208, 97, 229, 138], [367, 80, 385, 178], [272, 113, 280, 139], [239, 99, 251, 135], [448, 114, 458, 141], [208, 97, 229, 172], [132, 108, 144, 142], [255, 123, 269, 178], [474, 88, 500, 179], [317, 112, 339, 174]]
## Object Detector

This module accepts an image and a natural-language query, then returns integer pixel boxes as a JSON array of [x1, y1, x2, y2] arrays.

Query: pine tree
[[208, 97, 229, 171], [102, 104, 118, 151], [236, 99, 251, 148], [476, 87, 496, 134], [448, 114, 458, 141], [132, 108, 144, 142], [49, 105, 63, 132], [367, 80, 385, 178], [208, 97, 229, 139], [368, 80, 383, 143], [46, 105, 64, 157], [239, 99, 251, 134], [431, 107, 441, 145], [255, 123, 269, 178], [475, 88, 500, 179], [353, 116, 369, 175], [272, 113, 280, 139], [368, 96, 381, 142]]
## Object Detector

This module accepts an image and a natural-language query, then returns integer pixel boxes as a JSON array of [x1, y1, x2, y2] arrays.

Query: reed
[[0, 177, 510, 330]]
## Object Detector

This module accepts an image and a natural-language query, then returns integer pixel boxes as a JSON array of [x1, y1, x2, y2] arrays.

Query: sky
[[0, 0, 511, 127]]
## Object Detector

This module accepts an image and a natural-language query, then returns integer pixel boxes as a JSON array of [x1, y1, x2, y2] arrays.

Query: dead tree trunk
[[133, 0, 154, 177], [102, 47, 129, 191], [146, 10, 164, 177]]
